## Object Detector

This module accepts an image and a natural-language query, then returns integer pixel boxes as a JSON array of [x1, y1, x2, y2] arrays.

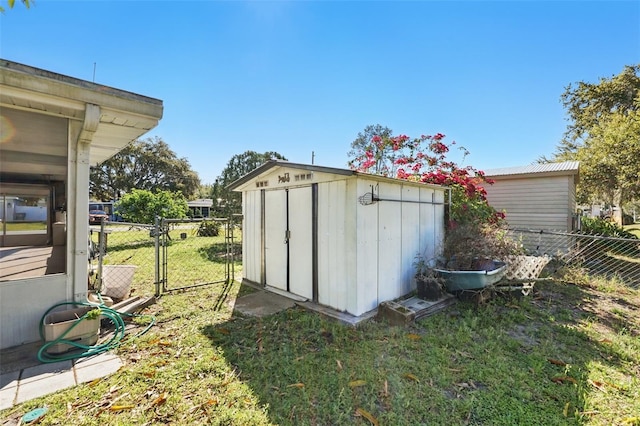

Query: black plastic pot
[[416, 277, 443, 301]]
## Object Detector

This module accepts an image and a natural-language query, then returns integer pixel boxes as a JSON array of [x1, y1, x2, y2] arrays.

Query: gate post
[[154, 215, 160, 297]]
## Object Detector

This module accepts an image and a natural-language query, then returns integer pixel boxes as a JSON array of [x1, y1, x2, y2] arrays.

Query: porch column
[[71, 103, 100, 301]]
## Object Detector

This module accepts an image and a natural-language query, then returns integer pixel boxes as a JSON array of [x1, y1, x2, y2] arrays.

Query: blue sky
[[2, 1, 639, 185]]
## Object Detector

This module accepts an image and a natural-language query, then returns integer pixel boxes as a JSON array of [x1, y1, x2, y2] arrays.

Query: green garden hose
[[37, 298, 156, 363]]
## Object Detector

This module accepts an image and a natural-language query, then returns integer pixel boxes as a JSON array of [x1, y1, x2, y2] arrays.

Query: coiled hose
[[37, 295, 156, 363]]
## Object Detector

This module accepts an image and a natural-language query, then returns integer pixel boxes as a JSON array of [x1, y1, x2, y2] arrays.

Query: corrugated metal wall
[[485, 175, 575, 231]]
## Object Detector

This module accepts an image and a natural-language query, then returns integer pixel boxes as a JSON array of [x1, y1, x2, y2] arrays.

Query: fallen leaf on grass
[[563, 402, 570, 417], [151, 392, 168, 407], [287, 383, 305, 388], [622, 417, 640, 425], [407, 333, 421, 340], [217, 328, 230, 335], [355, 407, 379, 426], [599, 338, 613, 344], [336, 359, 343, 371], [547, 358, 567, 366], [552, 376, 577, 385], [349, 380, 367, 388], [404, 373, 420, 383], [588, 379, 607, 391], [110, 404, 135, 411], [158, 341, 172, 347]]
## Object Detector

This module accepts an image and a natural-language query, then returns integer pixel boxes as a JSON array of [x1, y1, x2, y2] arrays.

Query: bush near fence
[[510, 228, 640, 289]]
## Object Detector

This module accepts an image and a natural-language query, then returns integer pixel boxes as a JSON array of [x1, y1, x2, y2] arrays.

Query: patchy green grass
[[1, 222, 46, 231], [2, 262, 639, 424], [625, 223, 640, 238]]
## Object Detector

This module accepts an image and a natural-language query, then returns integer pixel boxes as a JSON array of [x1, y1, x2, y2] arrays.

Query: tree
[[347, 124, 393, 175], [576, 110, 640, 216], [1, 0, 30, 13], [213, 150, 287, 215], [115, 189, 188, 224], [545, 65, 640, 223], [90, 137, 201, 202], [349, 132, 503, 226]]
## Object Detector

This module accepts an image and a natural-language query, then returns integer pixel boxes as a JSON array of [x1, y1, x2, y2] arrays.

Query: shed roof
[[227, 160, 446, 191], [484, 161, 579, 179]]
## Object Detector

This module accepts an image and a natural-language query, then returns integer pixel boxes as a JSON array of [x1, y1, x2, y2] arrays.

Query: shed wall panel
[[401, 186, 421, 295], [317, 180, 349, 312], [355, 179, 381, 315], [377, 182, 403, 304], [242, 191, 261, 284]]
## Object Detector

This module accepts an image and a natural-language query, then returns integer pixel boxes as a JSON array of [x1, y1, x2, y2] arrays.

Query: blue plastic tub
[[434, 262, 507, 292]]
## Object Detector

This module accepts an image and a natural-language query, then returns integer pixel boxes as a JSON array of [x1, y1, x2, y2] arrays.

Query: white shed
[[0, 60, 162, 350], [229, 160, 446, 317], [483, 161, 580, 232]]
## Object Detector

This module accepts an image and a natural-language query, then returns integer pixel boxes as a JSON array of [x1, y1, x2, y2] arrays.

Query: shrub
[[580, 216, 638, 239], [197, 220, 220, 237]]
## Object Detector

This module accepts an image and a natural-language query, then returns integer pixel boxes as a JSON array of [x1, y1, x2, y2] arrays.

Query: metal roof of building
[[484, 161, 579, 177]]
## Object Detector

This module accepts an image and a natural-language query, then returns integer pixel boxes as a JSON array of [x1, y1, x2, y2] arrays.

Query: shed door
[[264, 187, 313, 300]]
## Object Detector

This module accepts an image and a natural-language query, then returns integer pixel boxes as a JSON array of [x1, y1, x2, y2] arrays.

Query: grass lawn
[[625, 223, 640, 238], [2, 242, 639, 425]]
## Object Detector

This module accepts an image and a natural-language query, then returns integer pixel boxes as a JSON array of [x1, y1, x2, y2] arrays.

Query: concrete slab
[[233, 290, 297, 317], [15, 369, 75, 404], [0, 370, 20, 389], [75, 354, 122, 384], [19, 361, 72, 384], [0, 386, 16, 411]]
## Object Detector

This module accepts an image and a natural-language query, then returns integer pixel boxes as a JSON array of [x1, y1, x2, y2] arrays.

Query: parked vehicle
[[89, 209, 109, 225]]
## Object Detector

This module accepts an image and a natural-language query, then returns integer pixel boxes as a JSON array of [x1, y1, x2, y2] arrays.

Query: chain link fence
[[509, 228, 640, 288], [158, 217, 240, 293], [89, 217, 242, 301]]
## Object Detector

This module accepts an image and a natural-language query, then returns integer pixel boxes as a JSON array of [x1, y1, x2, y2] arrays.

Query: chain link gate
[[156, 217, 239, 295]]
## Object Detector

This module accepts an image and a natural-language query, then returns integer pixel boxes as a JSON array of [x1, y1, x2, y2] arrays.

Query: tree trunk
[[612, 188, 623, 226]]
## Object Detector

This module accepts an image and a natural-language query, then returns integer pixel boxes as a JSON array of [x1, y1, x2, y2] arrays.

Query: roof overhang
[[228, 160, 446, 192], [0, 59, 163, 176]]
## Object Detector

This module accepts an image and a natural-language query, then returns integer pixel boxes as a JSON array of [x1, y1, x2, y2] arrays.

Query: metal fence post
[[154, 215, 160, 297]]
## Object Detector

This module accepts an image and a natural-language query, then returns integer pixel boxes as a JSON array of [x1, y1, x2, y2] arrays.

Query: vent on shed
[[256, 180, 269, 188], [294, 173, 313, 182]]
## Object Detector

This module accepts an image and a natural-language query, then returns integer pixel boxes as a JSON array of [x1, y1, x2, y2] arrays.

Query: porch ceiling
[[0, 59, 163, 181]]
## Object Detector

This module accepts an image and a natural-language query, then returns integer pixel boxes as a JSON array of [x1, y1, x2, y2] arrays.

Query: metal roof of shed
[[228, 159, 447, 191], [484, 161, 579, 178]]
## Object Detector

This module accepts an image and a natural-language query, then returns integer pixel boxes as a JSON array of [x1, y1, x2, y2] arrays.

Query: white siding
[[355, 179, 380, 315], [0, 275, 68, 348], [317, 180, 350, 312], [242, 191, 262, 284], [485, 176, 574, 231], [377, 182, 403, 305]]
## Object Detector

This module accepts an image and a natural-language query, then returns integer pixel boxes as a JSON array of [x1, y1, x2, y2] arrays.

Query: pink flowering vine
[[349, 133, 505, 226]]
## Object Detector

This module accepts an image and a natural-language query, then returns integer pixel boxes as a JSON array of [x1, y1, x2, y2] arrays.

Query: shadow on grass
[[197, 281, 638, 425]]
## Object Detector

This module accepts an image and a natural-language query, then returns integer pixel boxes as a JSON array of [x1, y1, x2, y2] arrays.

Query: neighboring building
[[0, 59, 163, 349], [483, 161, 580, 256], [187, 198, 214, 217], [483, 161, 580, 232], [229, 160, 446, 317]]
